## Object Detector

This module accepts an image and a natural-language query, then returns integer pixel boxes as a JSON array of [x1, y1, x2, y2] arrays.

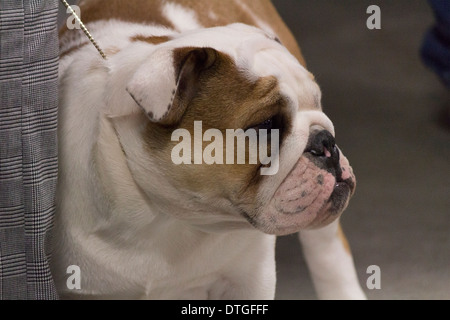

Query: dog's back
[[60, 0, 304, 63]]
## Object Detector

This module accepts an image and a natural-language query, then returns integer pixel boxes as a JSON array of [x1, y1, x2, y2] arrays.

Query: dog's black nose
[[306, 130, 340, 170]]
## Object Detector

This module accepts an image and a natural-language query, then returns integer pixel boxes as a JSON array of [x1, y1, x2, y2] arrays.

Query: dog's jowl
[[53, 0, 366, 299]]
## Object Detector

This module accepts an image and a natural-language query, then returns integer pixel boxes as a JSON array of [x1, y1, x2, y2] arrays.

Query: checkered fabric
[[0, 0, 59, 299]]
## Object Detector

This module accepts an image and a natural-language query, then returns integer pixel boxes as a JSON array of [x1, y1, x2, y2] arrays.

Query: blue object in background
[[421, 0, 450, 89]]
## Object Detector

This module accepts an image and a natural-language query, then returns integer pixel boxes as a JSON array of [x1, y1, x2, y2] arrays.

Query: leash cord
[[60, 0, 107, 60]]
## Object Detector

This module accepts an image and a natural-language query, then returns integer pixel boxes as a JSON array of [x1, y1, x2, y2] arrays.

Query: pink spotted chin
[[252, 150, 356, 236]]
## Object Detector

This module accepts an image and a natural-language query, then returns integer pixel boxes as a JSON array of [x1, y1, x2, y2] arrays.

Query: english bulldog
[[52, 0, 366, 299]]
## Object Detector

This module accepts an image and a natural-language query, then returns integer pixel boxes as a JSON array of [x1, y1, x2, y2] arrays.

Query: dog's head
[[105, 24, 355, 236]]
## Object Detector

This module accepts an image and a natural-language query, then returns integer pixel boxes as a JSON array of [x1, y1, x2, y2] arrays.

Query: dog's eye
[[254, 118, 275, 131], [247, 115, 284, 137]]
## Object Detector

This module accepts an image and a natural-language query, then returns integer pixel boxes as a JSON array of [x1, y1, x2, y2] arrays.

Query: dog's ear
[[126, 47, 218, 126]]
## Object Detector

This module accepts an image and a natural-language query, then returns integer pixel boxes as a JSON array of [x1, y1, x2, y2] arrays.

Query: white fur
[[162, 2, 202, 31], [299, 220, 366, 299], [54, 5, 366, 300]]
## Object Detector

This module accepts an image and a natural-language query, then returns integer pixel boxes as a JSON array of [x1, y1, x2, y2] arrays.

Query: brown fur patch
[[338, 223, 351, 254], [131, 35, 172, 45], [77, 0, 174, 29]]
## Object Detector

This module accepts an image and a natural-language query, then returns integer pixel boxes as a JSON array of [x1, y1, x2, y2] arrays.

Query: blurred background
[[271, 0, 450, 300], [58, 1, 450, 299]]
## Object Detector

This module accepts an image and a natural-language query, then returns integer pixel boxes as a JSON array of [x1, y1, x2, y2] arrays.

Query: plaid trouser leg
[[0, 0, 59, 299]]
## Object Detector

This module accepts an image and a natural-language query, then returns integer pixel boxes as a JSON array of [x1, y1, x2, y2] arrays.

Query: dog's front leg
[[298, 219, 367, 300]]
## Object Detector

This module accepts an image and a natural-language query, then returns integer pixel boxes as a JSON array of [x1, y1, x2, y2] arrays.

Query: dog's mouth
[[246, 131, 356, 236], [305, 174, 354, 229]]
